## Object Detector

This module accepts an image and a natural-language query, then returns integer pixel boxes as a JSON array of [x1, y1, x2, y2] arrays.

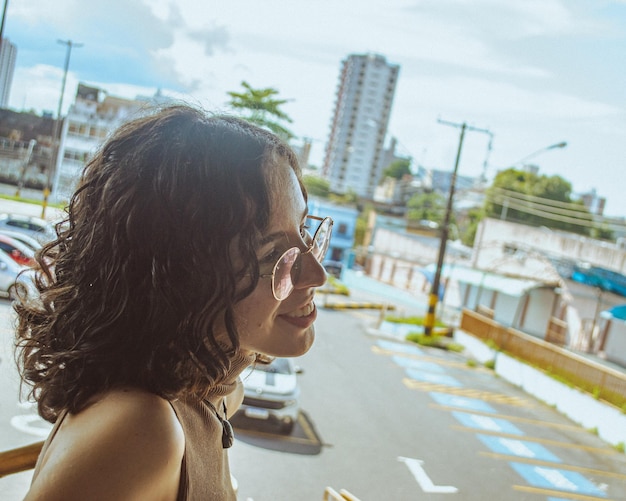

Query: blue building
[[308, 198, 358, 267]]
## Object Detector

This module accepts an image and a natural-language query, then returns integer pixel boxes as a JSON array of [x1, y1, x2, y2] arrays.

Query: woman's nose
[[295, 251, 327, 291]]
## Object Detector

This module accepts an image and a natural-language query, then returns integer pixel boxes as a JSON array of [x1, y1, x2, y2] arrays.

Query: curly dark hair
[[14, 105, 303, 423]]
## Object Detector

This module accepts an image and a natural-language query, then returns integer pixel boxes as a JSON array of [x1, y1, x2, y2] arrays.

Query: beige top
[[31, 352, 255, 501]]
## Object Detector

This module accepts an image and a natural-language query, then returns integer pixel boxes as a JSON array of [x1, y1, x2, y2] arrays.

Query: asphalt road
[[227, 305, 626, 500]]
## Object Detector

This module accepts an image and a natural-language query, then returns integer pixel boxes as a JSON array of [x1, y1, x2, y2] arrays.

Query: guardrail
[[0, 440, 43, 478], [460, 308, 626, 409], [2, 448, 363, 501]]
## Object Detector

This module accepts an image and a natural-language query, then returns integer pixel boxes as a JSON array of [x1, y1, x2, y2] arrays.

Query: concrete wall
[[602, 320, 626, 367], [474, 218, 626, 275]]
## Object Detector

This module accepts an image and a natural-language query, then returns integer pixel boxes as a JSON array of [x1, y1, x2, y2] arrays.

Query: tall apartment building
[[0, 38, 17, 108], [323, 53, 399, 199]]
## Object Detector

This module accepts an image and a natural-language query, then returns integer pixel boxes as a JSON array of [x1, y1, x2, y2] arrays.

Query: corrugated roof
[[422, 264, 550, 297]]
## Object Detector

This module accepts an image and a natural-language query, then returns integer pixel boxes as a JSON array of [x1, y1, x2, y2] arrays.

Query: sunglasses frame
[[260, 215, 333, 300]]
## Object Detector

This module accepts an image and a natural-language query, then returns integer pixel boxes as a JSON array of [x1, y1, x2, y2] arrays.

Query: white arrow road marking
[[398, 456, 459, 494]]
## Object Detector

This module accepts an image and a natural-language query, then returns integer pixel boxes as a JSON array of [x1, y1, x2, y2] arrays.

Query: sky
[[4, 0, 626, 216]]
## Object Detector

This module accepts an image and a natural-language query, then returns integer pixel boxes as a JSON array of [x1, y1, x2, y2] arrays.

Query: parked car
[[323, 260, 343, 278], [0, 230, 43, 252], [235, 357, 302, 433], [0, 249, 34, 298], [0, 233, 36, 266], [0, 213, 56, 244]]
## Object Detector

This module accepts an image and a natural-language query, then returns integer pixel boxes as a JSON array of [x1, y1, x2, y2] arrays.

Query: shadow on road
[[231, 410, 325, 455]]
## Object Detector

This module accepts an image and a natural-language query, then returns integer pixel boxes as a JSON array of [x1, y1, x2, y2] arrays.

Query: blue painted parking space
[[377, 339, 424, 356], [428, 392, 497, 413], [371, 334, 621, 499], [477, 434, 562, 463], [510, 463, 607, 497], [392, 355, 445, 373], [404, 367, 462, 387], [451, 411, 524, 435]]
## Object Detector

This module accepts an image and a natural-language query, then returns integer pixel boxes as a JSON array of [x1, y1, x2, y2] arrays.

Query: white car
[[0, 213, 56, 244], [236, 358, 302, 433], [0, 249, 35, 298]]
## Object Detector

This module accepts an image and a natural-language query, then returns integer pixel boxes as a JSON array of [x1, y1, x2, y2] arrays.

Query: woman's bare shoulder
[[25, 388, 185, 501]]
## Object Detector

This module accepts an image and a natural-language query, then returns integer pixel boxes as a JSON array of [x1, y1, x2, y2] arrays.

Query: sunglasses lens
[[312, 218, 332, 261], [272, 247, 300, 300], [268, 218, 333, 300]]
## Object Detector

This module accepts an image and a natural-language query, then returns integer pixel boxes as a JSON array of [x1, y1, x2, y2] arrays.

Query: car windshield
[[254, 359, 291, 375]]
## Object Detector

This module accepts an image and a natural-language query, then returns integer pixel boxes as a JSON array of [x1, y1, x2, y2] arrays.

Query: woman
[[14, 105, 332, 500]]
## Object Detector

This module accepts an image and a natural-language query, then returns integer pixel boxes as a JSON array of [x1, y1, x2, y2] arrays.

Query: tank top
[[31, 352, 255, 500]]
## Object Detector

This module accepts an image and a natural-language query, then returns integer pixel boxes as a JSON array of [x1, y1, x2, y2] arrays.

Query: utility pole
[[423, 119, 492, 336], [43, 39, 83, 217]]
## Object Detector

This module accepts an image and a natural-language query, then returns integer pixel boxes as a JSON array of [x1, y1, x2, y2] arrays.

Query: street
[[0, 295, 625, 500], [228, 305, 626, 500]]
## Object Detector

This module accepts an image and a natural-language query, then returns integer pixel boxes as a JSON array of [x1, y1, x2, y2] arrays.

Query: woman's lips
[[280, 301, 317, 328]]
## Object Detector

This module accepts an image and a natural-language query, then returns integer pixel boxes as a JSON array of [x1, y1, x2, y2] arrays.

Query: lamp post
[[15, 139, 36, 197], [0, 0, 8, 43], [511, 141, 567, 168], [43, 39, 83, 218]]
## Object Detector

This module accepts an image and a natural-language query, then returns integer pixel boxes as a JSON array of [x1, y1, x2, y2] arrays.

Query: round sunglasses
[[260, 215, 333, 300]]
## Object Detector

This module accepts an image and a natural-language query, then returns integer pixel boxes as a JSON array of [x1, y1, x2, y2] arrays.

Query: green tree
[[302, 175, 330, 198], [406, 191, 447, 225], [382, 158, 411, 180], [461, 207, 485, 247], [590, 224, 615, 241], [485, 168, 592, 236], [226, 81, 295, 140]]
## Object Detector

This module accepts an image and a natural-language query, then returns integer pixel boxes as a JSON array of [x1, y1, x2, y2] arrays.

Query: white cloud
[[4, 0, 626, 214]]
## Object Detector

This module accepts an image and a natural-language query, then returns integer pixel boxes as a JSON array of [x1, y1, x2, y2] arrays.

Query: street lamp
[[510, 141, 567, 168], [499, 141, 568, 221], [43, 39, 83, 218], [0, 0, 8, 43]]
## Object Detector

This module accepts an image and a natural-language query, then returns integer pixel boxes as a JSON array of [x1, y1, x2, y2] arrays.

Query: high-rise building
[[323, 53, 399, 199], [0, 38, 17, 108]]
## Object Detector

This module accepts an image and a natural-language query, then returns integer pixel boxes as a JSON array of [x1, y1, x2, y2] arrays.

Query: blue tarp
[[605, 304, 626, 321], [571, 265, 626, 297]]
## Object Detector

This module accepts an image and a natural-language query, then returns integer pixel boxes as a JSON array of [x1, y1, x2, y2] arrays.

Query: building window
[[337, 223, 348, 235]]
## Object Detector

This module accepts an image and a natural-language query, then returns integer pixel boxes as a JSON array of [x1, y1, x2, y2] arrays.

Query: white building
[[0, 38, 17, 108], [53, 84, 169, 202], [323, 53, 399, 199]]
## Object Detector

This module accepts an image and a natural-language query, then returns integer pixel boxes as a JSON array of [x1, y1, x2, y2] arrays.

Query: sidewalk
[[0, 197, 64, 223]]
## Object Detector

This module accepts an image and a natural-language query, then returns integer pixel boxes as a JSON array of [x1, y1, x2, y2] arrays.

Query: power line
[[489, 186, 593, 212], [485, 195, 626, 231], [485, 187, 626, 230]]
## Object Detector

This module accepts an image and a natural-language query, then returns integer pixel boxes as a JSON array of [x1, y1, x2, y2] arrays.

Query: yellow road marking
[[480, 451, 626, 480], [452, 426, 619, 455], [372, 345, 493, 373], [513, 484, 615, 500], [429, 404, 587, 433], [403, 378, 533, 407], [297, 412, 320, 444]]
